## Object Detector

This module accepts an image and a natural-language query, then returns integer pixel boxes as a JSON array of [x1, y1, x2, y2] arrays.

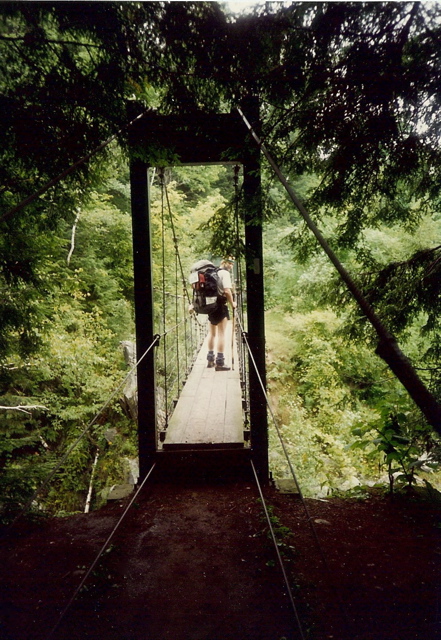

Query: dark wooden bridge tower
[[128, 105, 268, 480]]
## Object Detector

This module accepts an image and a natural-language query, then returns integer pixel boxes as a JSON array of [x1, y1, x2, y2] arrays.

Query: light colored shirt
[[218, 268, 232, 291]]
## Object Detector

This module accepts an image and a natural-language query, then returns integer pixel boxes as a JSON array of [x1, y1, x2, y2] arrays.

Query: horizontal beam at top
[[127, 107, 248, 165]]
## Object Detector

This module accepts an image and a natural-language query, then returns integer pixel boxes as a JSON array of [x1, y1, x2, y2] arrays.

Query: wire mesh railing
[[234, 286, 250, 440], [154, 292, 206, 446]]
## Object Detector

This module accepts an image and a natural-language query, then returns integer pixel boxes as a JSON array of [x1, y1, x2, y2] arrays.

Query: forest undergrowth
[[265, 304, 441, 498]]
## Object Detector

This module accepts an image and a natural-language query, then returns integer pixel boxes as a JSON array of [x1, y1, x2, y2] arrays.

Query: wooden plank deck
[[162, 320, 244, 450]]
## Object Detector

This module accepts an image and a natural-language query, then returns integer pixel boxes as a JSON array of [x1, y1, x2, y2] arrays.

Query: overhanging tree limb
[[237, 107, 441, 435]]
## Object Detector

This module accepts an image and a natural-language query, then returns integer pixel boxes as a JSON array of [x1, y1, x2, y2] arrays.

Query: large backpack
[[189, 260, 225, 314]]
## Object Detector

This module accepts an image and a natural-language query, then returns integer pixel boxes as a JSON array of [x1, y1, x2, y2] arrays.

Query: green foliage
[[0, 3, 154, 358], [3, 2, 441, 359], [350, 408, 440, 495], [265, 200, 441, 496], [266, 307, 384, 496], [0, 159, 137, 516], [260, 3, 441, 238], [257, 500, 295, 562], [200, 201, 241, 260], [0, 156, 241, 517], [0, 2, 151, 207]]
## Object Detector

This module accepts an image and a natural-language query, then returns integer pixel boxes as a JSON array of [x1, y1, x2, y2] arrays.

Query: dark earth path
[[1, 473, 441, 640]]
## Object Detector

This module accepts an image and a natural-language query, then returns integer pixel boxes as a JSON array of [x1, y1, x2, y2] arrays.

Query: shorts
[[208, 303, 230, 326]]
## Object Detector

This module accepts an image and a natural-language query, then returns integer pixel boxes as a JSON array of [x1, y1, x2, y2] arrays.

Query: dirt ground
[[1, 471, 441, 640]]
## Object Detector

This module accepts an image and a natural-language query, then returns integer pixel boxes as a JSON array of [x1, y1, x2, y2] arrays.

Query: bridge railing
[[154, 292, 205, 445]]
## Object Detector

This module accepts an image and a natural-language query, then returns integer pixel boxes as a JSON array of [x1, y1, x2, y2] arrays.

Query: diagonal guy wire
[[45, 462, 157, 640]]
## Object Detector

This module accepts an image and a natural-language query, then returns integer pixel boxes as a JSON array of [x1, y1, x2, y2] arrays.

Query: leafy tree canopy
[[3, 1, 441, 237]]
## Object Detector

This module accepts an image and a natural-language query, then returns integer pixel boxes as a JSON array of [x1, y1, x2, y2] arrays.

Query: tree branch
[[0, 404, 48, 414]]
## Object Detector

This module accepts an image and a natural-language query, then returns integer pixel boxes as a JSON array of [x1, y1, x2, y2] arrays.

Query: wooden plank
[[180, 363, 205, 397], [164, 398, 193, 444], [220, 383, 241, 443], [204, 377, 227, 443], [186, 390, 213, 442]]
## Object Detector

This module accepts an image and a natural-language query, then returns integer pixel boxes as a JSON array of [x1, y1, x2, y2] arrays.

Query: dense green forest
[[264, 175, 441, 496], [2, 1, 441, 515]]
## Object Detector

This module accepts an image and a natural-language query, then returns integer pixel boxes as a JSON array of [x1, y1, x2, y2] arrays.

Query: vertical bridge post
[[129, 158, 157, 478], [242, 100, 269, 482]]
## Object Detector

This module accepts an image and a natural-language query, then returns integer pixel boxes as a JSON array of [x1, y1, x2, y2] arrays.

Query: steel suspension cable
[[160, 169, 209, 411], [175, 244, 180, 391], [160, 319, 187, 341], [183, 287, 189, 373], [160, 171, 169, 427], [237, 315, 350, 631], [159, 161, 204, 360], [50, 457, 301, 640], [251, 460, 306, 640], [161, 173, 204, 371], [162, 174, 193, 308], [232, 165, 248, 405], [157, 169, 200, 425], [2, 335, 160, 537], [45, 462, 157, 640], [237, 315, 303, 496]]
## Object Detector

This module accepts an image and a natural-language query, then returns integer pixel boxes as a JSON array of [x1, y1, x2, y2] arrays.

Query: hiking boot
[[207, 352, 215, 368], [215, 362, 230, 371]]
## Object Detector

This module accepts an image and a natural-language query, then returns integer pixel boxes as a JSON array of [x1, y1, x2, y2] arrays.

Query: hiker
[[189, 258, 236, 371], [207, 258, 236, 370]]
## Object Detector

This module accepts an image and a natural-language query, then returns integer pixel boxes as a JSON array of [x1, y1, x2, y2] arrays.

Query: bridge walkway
[[162, 320, 245, 450]]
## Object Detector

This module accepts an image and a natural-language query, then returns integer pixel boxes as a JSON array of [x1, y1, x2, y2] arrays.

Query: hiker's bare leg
[[216, 317, 228, 354], [208, 322, 216, 351]]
